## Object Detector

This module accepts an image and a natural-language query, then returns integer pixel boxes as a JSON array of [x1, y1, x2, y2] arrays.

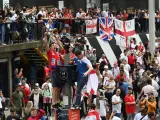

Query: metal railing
[[0, 17, 158, 45]]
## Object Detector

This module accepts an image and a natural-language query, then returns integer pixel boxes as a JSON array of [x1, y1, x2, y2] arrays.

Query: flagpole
[[149, 0, 155, 56]]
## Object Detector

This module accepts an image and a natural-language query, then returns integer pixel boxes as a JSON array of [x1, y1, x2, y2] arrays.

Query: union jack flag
[[99, 17, 114, 41]]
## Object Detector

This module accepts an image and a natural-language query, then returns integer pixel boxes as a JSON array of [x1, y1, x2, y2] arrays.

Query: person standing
[[0, 89, 5, 120], [124, 86, 136, 120], [11, 85, 24, 117], [128, 52, 136, 71], [44, 40, 62, 107], [112, 88, 122, 118], [104, 77, 116, 108], [42, 84, 52, 116], [71, 50, 98, 108], [134, 105, 149, 120], [6, 108, 21, 120], [29, 88, 43, 110], [85, 104, 101, 120]]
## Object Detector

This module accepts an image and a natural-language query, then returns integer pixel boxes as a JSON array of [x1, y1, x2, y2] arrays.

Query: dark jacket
[[29, 94, 43, 109], [6, 115, 21, 120]]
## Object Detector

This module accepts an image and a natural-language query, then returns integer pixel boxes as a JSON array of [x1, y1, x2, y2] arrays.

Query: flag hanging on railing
[[85, 19, 97, 34], [99, 17, 114, 41], [115, 18, 136, 47]]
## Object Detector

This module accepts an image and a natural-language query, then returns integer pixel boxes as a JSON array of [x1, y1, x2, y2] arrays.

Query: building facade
[[6, 0, 160, 11]]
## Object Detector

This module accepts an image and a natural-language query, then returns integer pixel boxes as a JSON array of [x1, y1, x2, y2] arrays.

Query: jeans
[[50, 71, 57, 87], [115, 113, 121, 118], [74, 76, 88, 106], [0, 24, 5, 44], [127, 113, 135, 120]]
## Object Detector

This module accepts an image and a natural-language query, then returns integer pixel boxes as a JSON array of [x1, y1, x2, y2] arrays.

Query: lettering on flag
[[115, 34, 127, 47], [85, 19, 97, 34], [125, 19, 135, 33], [114, 19, 124, 32]]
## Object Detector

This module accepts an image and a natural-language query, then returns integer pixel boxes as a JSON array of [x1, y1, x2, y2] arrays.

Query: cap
[[104, 65, 108, 69], [93, 48, 96, 51], [35, 83, 39, 87], [128, 86, 133, 89]]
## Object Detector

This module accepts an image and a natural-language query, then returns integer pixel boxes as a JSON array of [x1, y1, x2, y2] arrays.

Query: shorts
[[50, 71, 57, 87]]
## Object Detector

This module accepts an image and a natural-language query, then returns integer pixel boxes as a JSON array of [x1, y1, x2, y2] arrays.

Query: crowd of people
[[0, 24, 160, 120], [1, 5, 160, 45], [1, 3, 160, 120]]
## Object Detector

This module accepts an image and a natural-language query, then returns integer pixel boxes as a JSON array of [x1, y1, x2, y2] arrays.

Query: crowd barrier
[[0, 17, 157, 45], [0, 21, 41, 45]]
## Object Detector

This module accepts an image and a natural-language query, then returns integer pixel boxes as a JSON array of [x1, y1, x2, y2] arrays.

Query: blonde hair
[[25, 101, 33, 113]]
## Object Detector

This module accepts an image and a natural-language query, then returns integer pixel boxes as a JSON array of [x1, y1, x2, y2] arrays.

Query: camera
[[61, 36, 70, 54]]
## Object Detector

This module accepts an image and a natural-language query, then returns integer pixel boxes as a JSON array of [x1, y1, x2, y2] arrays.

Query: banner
[[99, 17, 114, 41], [85, 19, 97, 34], [115, 18, 136, 47], [115, 18, 136, 36]]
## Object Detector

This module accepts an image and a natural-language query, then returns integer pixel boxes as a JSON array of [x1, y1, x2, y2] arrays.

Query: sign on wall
[[58, 1, 64, 10], [3, 0, 9, 9], [103, 3, 109, 11]]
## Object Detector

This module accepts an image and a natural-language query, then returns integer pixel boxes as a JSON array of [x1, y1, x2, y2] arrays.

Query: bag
[[140, 114, 147, 120], [43, 97, 52, 104]]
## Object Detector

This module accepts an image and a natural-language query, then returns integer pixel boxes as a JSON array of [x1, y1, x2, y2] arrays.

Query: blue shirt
[[74, 57, 90, 77]]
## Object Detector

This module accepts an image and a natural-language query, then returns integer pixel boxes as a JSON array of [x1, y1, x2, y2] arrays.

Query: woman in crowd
[[42, 84, 52, 116]]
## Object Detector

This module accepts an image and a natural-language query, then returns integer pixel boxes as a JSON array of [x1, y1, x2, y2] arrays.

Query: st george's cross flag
[[85, 19, 97, 34], [99, 17, 114, 41], [115, 18, 136, 47]]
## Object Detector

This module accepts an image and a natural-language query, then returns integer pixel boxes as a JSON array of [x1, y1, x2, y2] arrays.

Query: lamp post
[[149, 0, 156, 56]]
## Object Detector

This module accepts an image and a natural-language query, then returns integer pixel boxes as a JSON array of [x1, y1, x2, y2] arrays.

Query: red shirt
[[116, 74, 127, 83], [138, 45, 144, 52], [128, 55, 136, 65], [47, 50, 61, 71], [28, 109, 45, 120], [125, 94, 136, 114], [43, 66, 50, 81], [20, 85, 30, 104]]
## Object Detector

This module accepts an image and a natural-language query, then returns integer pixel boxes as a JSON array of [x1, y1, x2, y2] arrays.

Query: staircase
[[24, 48, 48, 67]]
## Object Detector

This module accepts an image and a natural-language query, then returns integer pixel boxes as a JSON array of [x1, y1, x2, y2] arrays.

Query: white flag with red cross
[[115, 18, 136, 47], [85, 19, 97, 34]]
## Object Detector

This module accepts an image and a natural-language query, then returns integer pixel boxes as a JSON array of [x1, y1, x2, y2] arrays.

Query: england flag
[[85, 19, 97, 34]]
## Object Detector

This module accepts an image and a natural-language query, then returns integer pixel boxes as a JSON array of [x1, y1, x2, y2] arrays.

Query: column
[[149, 0, 156, 56], [8, 57, 12, 98], [63, 53, 72, 108]]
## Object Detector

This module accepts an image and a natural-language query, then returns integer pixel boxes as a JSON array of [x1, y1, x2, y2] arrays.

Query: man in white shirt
[[19, 77, 30, 89], [99, 97, 107, 120], [112, 62, 120, 79], [150, 74, 160, 91], [103, 65, 112, 77], [9, 10, 20, 21], [102, 7, 113, 17], [37, 7, 46, 18], [134, 105, 148, 120], [138, 79, 158, 101], [112, 88, 122, 118], [42, 78, 52, 91], [123, 59, 131, 80], [104, 77, 116, 106], [99, 54, 108, 64], [120, 49, 128, 63]]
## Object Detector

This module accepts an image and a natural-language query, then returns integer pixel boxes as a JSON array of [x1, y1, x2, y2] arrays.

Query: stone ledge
[[0, 41, 41, 53]]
